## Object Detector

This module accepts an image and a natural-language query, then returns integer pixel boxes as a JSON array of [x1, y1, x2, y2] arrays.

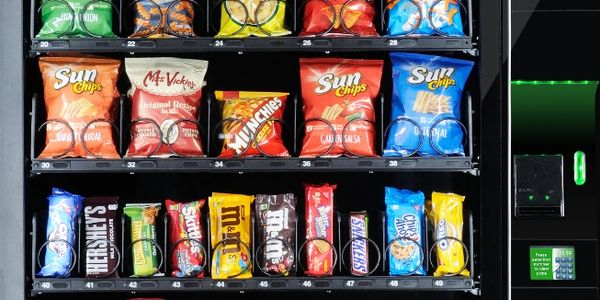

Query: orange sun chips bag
[[38, 56, 121, 159]]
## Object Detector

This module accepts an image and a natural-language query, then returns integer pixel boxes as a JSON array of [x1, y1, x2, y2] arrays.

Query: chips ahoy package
[[38, 188, 84, 277], [385, 187, 425, 276], [385, 52, 474, 157], [387, 0, 465, 36]]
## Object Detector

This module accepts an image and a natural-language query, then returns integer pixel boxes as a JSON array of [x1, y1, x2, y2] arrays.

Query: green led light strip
[[512, 80, 599, 86]]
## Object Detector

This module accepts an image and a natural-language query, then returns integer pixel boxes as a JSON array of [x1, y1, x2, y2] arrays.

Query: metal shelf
[[30, 157, 475, 175], [31, 276, 476, 294], [29, 37, 474, 56]]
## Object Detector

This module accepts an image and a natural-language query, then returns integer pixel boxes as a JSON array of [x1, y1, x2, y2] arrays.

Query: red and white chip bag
[[125, 57, 208, 157], [305, 183, 335, 277], [299, 58, 383, 157]]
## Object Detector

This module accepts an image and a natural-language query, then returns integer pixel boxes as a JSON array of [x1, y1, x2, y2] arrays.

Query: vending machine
[[0, 0, 508, 299]]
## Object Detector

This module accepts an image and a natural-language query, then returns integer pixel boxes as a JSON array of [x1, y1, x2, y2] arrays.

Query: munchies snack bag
[[299, 58, 383, 157], [209, 193, 254, 279], [39, 56, 121, 159], [305, 184, 335, 276]]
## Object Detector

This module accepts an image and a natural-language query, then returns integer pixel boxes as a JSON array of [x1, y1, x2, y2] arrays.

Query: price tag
[[388, 39, 399, 46], [127, 281, 138, 289], [388, 280, 399, 287], [172, 281, 181, 288], [215, 281, 226, 288], [258, 281, 269, 288]]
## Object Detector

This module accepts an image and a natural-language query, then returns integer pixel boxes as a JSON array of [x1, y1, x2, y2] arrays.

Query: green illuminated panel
[[512, 80, 599, 86]]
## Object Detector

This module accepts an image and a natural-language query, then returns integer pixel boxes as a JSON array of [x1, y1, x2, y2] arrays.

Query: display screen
[[530, 246, 576, 280]]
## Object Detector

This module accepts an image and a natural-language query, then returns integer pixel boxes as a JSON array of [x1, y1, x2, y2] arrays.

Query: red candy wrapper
[[166, 199, 206, 278], [305, 184, 336, 276], [300, 0, 378, 36]]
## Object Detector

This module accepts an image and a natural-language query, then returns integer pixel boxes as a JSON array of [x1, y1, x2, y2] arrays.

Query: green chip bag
[[124, 203, 162, 277], [216, 0, 290, 37], [36, 0, 115, 38]]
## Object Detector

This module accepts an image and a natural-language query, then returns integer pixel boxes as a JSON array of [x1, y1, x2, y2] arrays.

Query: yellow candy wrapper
[[428, 192, 469, 277], [216, 0, 291, 37], [209, 192, 254, 279]]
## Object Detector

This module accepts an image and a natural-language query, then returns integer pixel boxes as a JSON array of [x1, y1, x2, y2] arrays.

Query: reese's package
[[166, 199, 206, 278], [125, 58, 208, 157], [215, 91, 289, 158], [305, 184, 335, 276], [84, 197, 119, 278], [429, 192, 469, 277], [255, 193, 296, 276], [36, 0, 115, 38], [385, 187, 426, 275], [124, 203, 162, 277], [209, 193, 254, 279], [38, 188, 84, 278], [385, 52, 474, 157], [38, 56, 121, 159], [216, 0, 290, 37], [387, 0, 464, 36], [300, 58, 383, 157], [130, 0, 196, 38]]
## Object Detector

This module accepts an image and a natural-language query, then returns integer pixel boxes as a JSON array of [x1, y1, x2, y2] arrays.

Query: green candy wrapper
[[124, 203, 161, 277], [36, 0, 115, 38]]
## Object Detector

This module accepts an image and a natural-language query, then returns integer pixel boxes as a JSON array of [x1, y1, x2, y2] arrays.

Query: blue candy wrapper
[[385, 52, 474, 157], [38, 188, 84, 277], [385, 187, 425, 275], [387, 0, 464, 36]]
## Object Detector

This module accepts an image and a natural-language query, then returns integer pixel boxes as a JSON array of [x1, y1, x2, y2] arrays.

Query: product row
[[36, 53, 474, 160], [35, 0, 468, 39], [36, 185, 470, 279]]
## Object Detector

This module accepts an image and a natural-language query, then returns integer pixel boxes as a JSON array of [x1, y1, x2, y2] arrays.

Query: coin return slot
[[357, 40, 372, 46], [357, 161, 373, 167], [270, 161, 285, 167], [183, 282, 199, 288], [182, 161, 199, 167], [52, 162, 69, 169], [400, 280, 417, 287], [137, 41, 155, 47], [271, 281, 287, 288], [95, 162, 110, 168], [225, 161, 243, 167], [137, 162, 156, 168], [358, 281, 373, 287], [314, 281, 330, 288], [95, 42, 110, 47], [140, 282, 157, 288], [96, 282, 114, 288], [227, 281, 244, 288], [226, 40, 243, 47], [314, 161, 330, 167], [182, 41, 198, 47], [399, 40, 417, 47], [53, 282, 69, 288], [50, 41, 68, 48]]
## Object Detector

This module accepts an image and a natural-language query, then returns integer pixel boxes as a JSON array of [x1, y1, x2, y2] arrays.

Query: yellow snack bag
[[209, 192, 254, 279], [216, 0, 291, 37], [429, 192, 470, 277]]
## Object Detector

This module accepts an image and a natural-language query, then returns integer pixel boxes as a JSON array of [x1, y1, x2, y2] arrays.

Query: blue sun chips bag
[[385, 187, 426, 275], [387, 0, 465, 36], [385, 52, 474, 157], [38, 188, 84, 277]]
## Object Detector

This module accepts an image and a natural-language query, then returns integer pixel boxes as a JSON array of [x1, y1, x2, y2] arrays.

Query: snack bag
[[124, 203, 162, 277], [38, 56, 121, 159], [216, 0, 290, 37], [300, 58, 383, 157], [305, 184, 335, 276], [385, 187, 425, 276], [38, 188, 84, 277], [255, 194, 296, 276], [83, 197, 119, 278], [387, 0, 464, 36], [125, 58, 208, 157], [130, 0, 196, 38], [385, 52, 473, 157], [166, 199, 206, 278], [215, 91, 289, 158], [209, 193, 254, 279], [349, 211, 369, 276], [36, 0, 115, 38], [429, 192, 469, 277], [300, 0, 378, 36]]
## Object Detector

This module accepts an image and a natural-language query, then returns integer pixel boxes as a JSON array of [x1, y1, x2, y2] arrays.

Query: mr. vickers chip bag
[[209, 193, 254, 279], [300, 58, 383, 157], [215, 91, 289, 158], [39, 56, 121, 159], [385, 52, 473, 157], [126, 57, 208, 157]]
